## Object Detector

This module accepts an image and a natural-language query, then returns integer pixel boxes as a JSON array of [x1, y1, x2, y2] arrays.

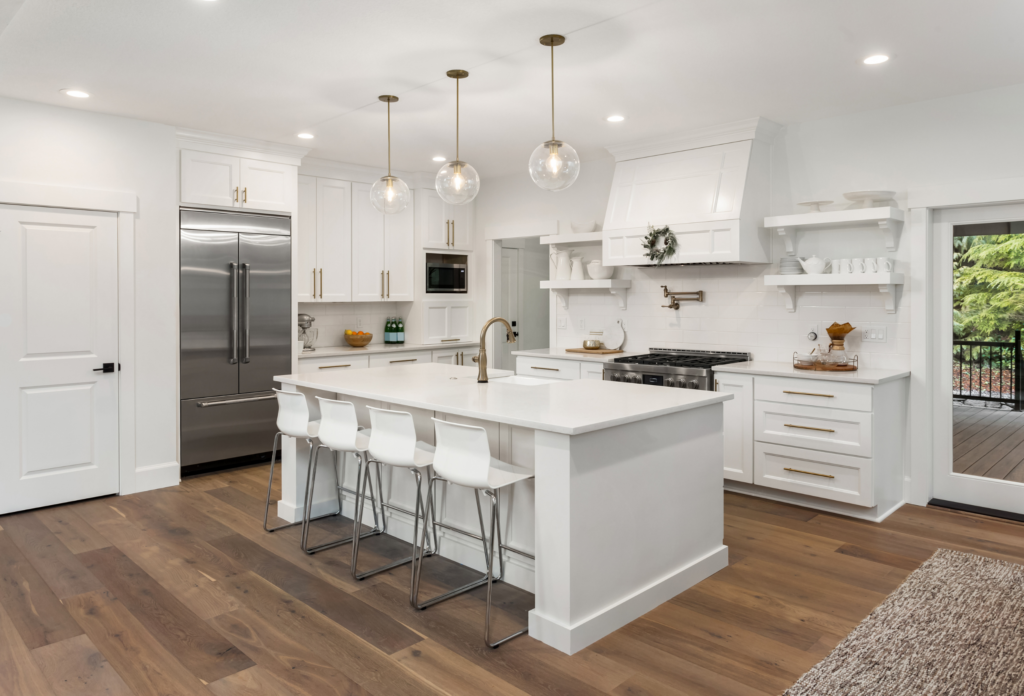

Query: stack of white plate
[[779, 258, 804, 275]]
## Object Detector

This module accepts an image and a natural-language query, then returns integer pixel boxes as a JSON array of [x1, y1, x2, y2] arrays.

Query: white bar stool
[[299, 396, 383, 554], [350, 406, 438, 583], [412, 417, 534, 649], [262, 389, 341, 534]]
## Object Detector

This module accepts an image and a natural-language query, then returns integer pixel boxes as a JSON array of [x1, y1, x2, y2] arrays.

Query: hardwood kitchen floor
[[2, 465, 1024, 696]]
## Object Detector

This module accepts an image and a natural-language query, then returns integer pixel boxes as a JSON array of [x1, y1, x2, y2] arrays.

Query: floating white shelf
[[540, 279, 631, 309], [763, 272, 905, 313], [764, 206, 905, 255], [539, 231, 603, 245]]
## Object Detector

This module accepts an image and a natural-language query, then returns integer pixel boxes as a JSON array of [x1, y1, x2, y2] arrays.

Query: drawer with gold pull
[[754, 442, 874, 507], [754, 401, 872, 457], [754, 375, 872, 412], [298, 354, 370, 371]]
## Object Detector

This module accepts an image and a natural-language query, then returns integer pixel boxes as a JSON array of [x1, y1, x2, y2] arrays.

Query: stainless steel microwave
[[426, 262, 467, 293]]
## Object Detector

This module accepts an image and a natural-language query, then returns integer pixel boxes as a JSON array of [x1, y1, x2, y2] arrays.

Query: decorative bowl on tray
[[344, 332, 373, 348]]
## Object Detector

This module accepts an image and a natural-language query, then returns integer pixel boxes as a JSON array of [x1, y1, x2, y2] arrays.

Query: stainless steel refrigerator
[[179, 209, 291, 472]]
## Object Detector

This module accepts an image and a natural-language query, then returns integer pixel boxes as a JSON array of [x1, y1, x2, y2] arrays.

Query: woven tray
[[792, 353, 859, 371]]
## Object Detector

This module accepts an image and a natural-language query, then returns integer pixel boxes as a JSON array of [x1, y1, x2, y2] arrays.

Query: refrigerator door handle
[[242, 263, 251, 363], [229, 261, 238, 364]]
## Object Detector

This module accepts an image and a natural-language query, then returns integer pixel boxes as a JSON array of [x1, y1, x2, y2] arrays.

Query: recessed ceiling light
[[863, 55, 889, 65], [297, 133, 314, 139], [432, 156, 446, 162], [61, 89, 89, 98], [607, 115, 625, 122]]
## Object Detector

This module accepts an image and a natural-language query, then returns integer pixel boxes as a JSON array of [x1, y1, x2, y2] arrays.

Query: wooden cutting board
[[564, 348, 624, 355]]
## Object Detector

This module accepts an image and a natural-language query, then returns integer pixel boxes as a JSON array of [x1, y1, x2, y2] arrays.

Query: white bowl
[[572, 221, 597, 234], [587, 262, 615, 279]]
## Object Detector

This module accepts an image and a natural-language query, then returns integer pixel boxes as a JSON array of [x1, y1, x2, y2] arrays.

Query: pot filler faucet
[[474, 317, 516, 383]]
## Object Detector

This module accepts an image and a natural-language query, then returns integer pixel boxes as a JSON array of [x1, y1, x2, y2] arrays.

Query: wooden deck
[[953, 403, 1024, 481], [1, 465, 1024, 695]]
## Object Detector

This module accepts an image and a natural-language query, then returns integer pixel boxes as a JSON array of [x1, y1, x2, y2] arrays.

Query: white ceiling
[[3, 0, 1024, 177]]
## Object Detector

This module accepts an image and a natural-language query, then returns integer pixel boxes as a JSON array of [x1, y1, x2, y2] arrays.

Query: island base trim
[[527, 544, 728, 655], [724, 481, 905, 523]]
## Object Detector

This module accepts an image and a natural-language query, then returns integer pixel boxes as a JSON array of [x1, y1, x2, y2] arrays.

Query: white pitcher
[[551, 249, 572, 280], [570, 254, 585, 280]]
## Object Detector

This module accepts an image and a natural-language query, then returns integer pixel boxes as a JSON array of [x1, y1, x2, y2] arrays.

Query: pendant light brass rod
[[456, 76, 460, 162], [387, 100, 392, 177], [551, 42, 555, 141]]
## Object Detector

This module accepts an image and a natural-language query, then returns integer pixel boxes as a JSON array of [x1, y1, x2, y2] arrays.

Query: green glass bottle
[[386, 317, 394, 344], [397, 316, 405, 344]]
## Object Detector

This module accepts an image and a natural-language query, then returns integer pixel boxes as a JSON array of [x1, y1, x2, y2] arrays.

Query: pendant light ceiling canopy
[[370, 94, 411, 214], [529, 34, 580, 192], [435, 69, 480, 206]]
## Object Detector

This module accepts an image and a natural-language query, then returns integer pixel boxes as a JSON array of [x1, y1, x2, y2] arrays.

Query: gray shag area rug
[[784, 548, 1024, 696]]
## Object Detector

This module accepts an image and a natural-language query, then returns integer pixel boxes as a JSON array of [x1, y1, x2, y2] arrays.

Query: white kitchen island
[[274, 362, 731, 654]]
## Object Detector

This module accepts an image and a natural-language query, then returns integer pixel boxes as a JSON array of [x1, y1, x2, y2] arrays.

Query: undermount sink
[[487, 375, 557, 386]]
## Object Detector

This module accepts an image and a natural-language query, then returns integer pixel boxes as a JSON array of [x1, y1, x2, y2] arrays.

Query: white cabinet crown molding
[[605, 116, 782, 163], [176, 128, 310, 166]]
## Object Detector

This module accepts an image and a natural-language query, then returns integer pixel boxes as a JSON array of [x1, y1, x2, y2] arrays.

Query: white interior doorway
[[495, 237, 550, 369], [0, 205, 121, 514]]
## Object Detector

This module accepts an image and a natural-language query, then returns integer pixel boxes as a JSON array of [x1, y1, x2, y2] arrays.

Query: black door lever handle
[[93, 363, 116, 373]]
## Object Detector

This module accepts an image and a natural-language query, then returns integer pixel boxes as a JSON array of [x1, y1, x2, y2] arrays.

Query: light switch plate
[[557, 316, 567, 329], [357, 318, 363, 328], [861, 324, 887, 342], [578, 318, 586, 331]]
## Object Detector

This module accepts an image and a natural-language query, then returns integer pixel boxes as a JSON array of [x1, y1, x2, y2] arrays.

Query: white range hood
[[602, 117, 780, 265]]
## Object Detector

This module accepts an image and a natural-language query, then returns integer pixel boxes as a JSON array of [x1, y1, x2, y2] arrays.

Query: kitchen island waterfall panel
[[274, 363, 729, 654]]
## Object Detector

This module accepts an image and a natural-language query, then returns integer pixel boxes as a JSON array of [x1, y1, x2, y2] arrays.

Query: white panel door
[[317, 178, 352, 302], [499, 248, 519, 370], [717, 373, 754, 483], [240, 158, 293, 212], [0, 206, 119, 514], [297, 175, 318, 302], [384, 203, 415, 301], [180, 150, 239, 207], [351, 182, 384, 302]]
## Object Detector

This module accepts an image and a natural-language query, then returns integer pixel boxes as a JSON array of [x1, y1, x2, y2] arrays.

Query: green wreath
[[642, 225, 678, 265]]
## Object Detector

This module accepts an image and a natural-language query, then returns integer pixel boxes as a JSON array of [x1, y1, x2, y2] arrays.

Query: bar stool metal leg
[[483, 489, 527, 648], [411, 476, 492, 610], [351, 457, 435, 581], [301, 446, 382, 555]]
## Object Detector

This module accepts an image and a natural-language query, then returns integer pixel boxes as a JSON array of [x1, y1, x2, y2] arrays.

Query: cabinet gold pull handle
[[531, 366, 559, 372], [459, 351, 463, 365], [451, 219, 454, 246], [390, 358, 417, 363], [381, 271, 384, 298], [784, 423, 836, 433], [446, 220, 450, 246], [784, 467, 835, 479], [319, 269, 323, 299], [242, 187, 247, 203], [234, 186, 239, 203], [387, 270, 390, 298], [312, 269, 316, 297], [441, 338, 460, 343], [318, 363, 351, 369], [783, 390, 834, 398], [715, 379, 719, 391]]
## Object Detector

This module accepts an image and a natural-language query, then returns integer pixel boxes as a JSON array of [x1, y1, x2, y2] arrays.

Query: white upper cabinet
[[297, 175, 318, 302], [317, 178, 352, 302], [384, 203, 415, 301], [418, 189, 473, 251], [602, 119, 777, 266], [181, 150, 294, 212], [351, 182, 414, 302], [422, 301, 473, 344], [181, 150, 240, 207], [239, 159, 293, 212]]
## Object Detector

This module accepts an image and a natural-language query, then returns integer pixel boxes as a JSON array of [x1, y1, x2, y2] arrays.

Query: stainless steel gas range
[[602, 348, 751, 390]]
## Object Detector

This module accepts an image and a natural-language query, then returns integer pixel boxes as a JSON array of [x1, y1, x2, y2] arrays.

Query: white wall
[[0, 96, 180, 477], [475, 82, 1024, 370]]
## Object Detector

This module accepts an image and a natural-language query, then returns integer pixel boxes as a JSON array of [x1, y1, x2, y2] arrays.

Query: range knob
[[689, 380, 700, 389], [631, 374, 642, 384], [665, 378, 675, 388], [611, 372, 621, 382]]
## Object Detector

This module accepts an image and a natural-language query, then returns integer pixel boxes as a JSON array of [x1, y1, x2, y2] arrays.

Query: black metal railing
[[953, 330, 1023, 410]]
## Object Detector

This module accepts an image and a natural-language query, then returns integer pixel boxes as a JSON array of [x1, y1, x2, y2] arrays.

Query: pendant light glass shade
[[371, 95, 411, 214], [528, 139, 579, 191], [530, 35, 579, 192], [436, 70, 480, 205], [370, 175, 411, 214]]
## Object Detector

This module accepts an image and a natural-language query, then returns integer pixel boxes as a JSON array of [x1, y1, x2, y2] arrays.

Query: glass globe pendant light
[[370, 95, 411, 214], [529, 34, 580, 192], [435, 70, 480, 205]]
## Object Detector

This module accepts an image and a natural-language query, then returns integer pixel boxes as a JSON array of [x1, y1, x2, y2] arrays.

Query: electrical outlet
[[861, 324, 887, 342], [357, 317, 363, 328], [578, 318, 586, 331], [557, 317, 567, 330]]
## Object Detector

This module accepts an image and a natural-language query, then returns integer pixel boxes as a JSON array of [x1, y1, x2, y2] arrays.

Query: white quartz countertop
[[715, 361, 910, 385], [511, 347, 645, 364], [300, 341, 479, 359], [275, 362, 731, 435]]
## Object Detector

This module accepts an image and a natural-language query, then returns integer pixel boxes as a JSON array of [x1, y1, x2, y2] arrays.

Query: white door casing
[[0, 205, 120, 514]]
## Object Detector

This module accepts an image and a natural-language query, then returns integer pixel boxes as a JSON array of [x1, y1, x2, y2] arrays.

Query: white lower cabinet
[[580, 363, 605, 380], [515, 356, 580, 380], [754, 442, 874, 507], [717, 373, 753, 483], [368, 350, 432, 368], [432, 347, 476, 366], [297, 354, 370, 371]]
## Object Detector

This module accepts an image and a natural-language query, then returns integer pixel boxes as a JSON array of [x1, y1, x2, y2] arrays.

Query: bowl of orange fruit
[[344, 330, 373, 348]]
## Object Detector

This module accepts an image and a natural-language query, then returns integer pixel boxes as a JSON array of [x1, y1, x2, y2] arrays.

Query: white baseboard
[[133, 461, 180, 493], [724, 481, 906, 523], [528, 545, 728, 655]]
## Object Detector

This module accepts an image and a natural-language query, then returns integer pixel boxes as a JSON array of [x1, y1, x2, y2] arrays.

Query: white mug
[[865, 258, 879, 273], [851, 258, 866, 274], [876, 256, 894, 273], [835, 258, 851, 274]]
